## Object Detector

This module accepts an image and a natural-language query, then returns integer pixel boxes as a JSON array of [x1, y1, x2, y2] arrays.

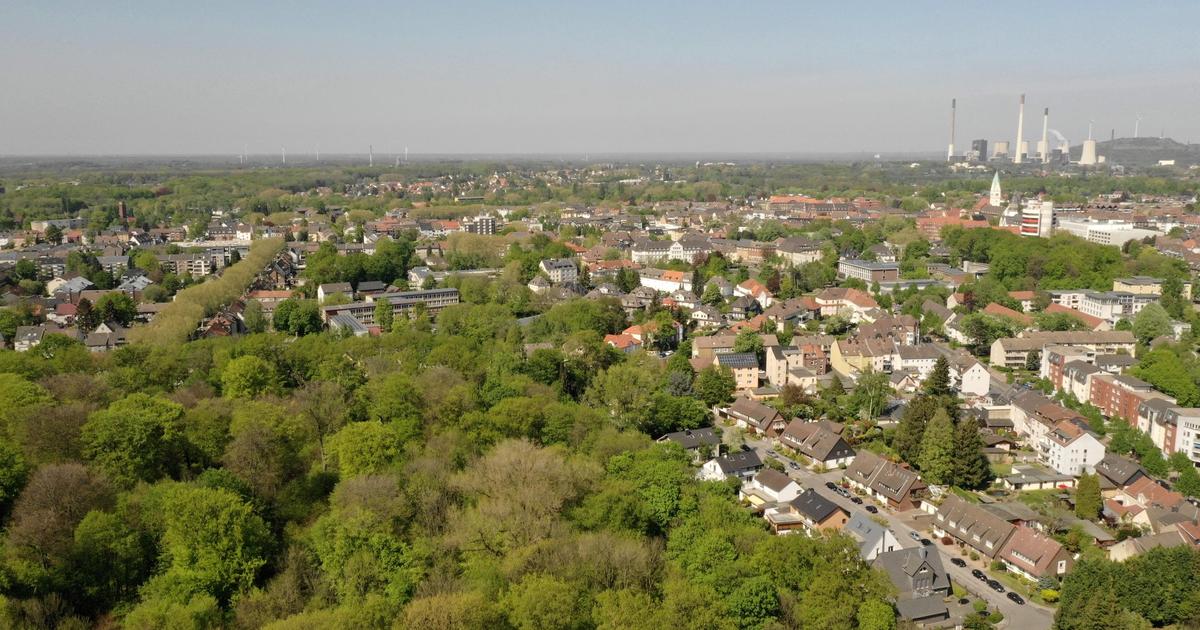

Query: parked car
[[987, 579, 1005, 593], [864, 505, 878, 514], [971, 569, 986, 581], [825, 481, 837, 490], [766, 450, 778, 458], [919, 538, 933, 546], [1007, 592, 1025, 605], [850, 496, 863, 504], [788, 461, 801, 471], [909, 531, 922, 542], [950, 558, 967, 568]]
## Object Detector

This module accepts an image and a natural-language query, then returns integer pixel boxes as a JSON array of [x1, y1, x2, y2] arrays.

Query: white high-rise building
[[1021, 201, 1054, 238]]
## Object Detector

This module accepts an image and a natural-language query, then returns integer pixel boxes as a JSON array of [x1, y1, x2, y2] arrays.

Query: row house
[[996, 526, 1074, 581], [1010, 391, 1089, 444], [774, 237, 824, 266], [1138, 403, 1200, 461], [933, 495, 1015, 559], [989, 330, 1135, 369], [777, 419, 856, 468], [857, 314, 919, 345], [842, 451, 927, 511], [1039, 345, 1094, 389], [1090, 374, 1157, 424], [720, 397, 787, 437], [765, 343, 828, 388]]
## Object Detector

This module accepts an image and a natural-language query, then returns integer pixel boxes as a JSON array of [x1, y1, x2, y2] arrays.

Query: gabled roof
[[790, 488, 843, 523], [712, 450, 763, 473], [998, 526, 1069, 577], [657, 427, 720, 449], [752, 468, 796, 493], [935, 495, 1015, 558], [1094, 453, 1146, 488], [843, 450, 925, 503], [779, 419, 855, 462]]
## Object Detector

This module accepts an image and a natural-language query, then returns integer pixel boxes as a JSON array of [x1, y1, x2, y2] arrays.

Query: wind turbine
[[1135, 114, 1144, 139]]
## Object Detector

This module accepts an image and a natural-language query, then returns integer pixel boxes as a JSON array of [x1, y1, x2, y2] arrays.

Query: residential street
[[741, 436, 1054, 629]]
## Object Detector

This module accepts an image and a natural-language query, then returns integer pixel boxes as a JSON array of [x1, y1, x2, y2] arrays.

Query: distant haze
[[3, 1, 1199, 156]]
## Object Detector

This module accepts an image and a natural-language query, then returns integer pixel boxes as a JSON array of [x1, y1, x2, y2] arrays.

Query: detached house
[[873, 547, 952, 624], [657, 427, 721, 462], [764, 488, 849, 534], [845, 512, 901, 560], [698, 450, 764, 482], [740, 469, 803, 507]]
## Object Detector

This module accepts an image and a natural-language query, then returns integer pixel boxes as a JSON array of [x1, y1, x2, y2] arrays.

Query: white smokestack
[[947, 98, 956, 161], [1039, 108, 1050, 163], [1014, 94, 1026, 164]]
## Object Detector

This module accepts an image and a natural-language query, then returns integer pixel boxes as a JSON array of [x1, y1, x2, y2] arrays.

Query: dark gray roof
[[657, 427, 721, 450], [716, 352, 758, 369], [1095, 453, 1146, 487], [790, 488, 842, 523], [895, 595, 949, 621], [714, 450, 763, 473], [873, 546, 951, 601]]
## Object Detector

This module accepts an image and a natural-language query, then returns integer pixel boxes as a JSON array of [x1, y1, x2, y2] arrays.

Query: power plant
[[942, 94, 1113, 167]]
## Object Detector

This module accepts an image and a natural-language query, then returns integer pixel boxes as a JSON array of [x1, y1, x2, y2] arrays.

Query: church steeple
[[989, 172, 1003, 207]]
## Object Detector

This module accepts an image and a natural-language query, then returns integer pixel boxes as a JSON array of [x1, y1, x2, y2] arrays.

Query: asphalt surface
[[742, 435, 1054, 629]]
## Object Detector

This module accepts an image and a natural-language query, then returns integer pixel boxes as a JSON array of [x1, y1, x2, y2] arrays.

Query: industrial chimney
[[1039, 108, 1050, 163], [947, 98, 957, 162], [1014, 94, 1026, 164]]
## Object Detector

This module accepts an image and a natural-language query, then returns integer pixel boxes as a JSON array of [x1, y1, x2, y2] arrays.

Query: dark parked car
[[788, 461, 801, 471], [850, 496, 863, 504], [971, 569, 986, 580], [919, 538, 933, 546], [988, 579, 1005, 593], [950, 558, 967, 568], [825, 481, 838, 490], [1007, 592, 1025, 605], [865, 505, 878, 514]]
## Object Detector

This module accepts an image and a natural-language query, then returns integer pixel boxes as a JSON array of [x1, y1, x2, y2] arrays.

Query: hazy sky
[[3, 1, 1199, 156]]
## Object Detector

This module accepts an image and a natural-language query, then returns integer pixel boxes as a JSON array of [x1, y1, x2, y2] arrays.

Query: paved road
[[742, 436, 1053, 629], [928, 341, 1015, 400]]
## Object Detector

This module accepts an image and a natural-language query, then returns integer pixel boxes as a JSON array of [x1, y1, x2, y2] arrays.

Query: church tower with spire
[[989, 172, 1003, 207]]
